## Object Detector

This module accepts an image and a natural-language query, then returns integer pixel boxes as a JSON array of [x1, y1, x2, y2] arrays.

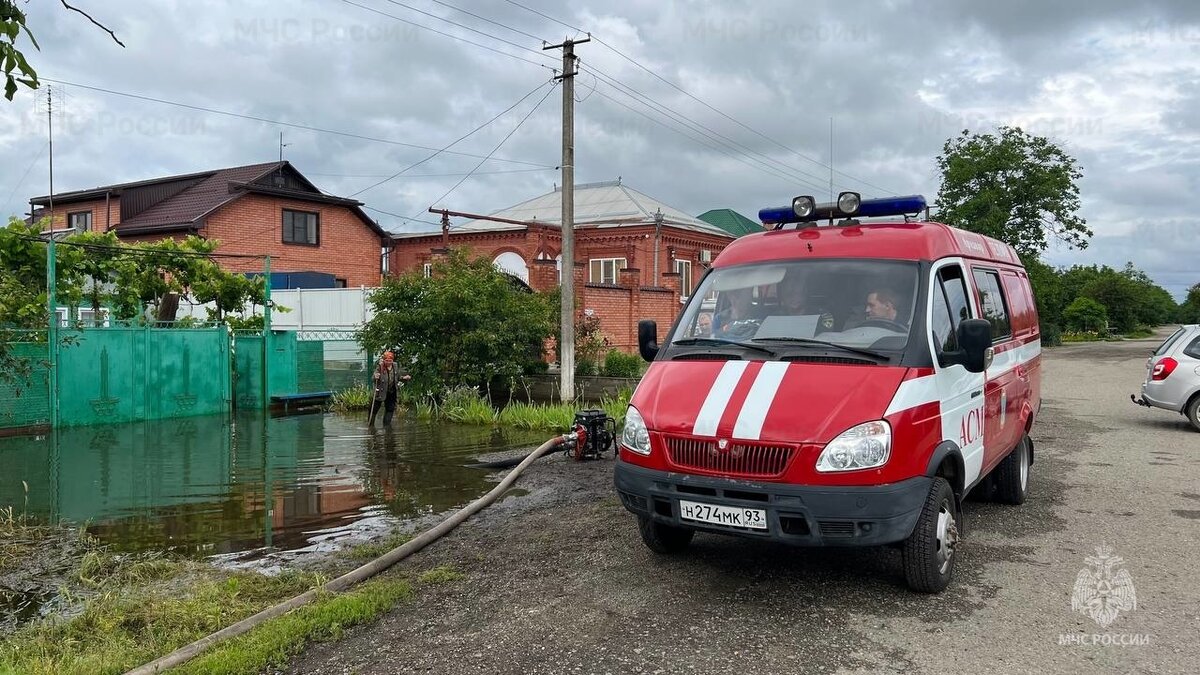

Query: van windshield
[[673, 260, 919, 354]]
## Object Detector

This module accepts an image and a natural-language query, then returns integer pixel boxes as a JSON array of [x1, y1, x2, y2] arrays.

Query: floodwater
[[0, 412, 551, 557]]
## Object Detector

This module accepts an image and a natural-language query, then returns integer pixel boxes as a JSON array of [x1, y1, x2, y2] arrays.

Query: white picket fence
[[177, 287, 378, 330]]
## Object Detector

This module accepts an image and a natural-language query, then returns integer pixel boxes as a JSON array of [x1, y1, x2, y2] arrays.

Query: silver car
[[1132, 325, 1200, 431]]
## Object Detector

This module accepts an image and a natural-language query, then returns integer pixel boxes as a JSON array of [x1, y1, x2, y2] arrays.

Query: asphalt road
[[289, 331, 1199, 675]]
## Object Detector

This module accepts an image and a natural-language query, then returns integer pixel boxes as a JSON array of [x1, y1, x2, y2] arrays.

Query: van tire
[[1186, 396, 1200, 432], [993, 434, 1031, 505], [902, 477, 959, 593], [638, 516, 694, 554]]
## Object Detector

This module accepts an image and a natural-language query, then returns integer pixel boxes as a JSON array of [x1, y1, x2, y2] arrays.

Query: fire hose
[[124, 431, 579, 675]]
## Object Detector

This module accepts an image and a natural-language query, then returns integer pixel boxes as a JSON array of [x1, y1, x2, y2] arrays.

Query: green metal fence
[[55, 325, 232, 426], [2, 325, 369, 432], [0, 332, 51, 430]]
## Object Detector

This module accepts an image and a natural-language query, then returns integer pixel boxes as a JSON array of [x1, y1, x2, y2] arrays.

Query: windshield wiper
[[750, 336, 890, 361], [672, 337, 777, 356]]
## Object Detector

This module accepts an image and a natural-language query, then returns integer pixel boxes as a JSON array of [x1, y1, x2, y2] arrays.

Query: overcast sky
[[2, 0, 1198, 297]]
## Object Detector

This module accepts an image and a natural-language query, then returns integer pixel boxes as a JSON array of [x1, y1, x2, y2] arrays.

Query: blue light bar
[[758, 194, 927, 226], [856, 195, 927, 218], [758, 205, 798, 224]]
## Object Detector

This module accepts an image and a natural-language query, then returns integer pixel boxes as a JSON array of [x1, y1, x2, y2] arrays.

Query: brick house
[[28, 161, 390, 288], [389, 180, 736, 352]]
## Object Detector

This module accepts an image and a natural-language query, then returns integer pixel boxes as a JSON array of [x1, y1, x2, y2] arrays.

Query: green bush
[[575, 358, 596, 377], [602, 349, 643, 378], [1040, 322, 1062, 347]]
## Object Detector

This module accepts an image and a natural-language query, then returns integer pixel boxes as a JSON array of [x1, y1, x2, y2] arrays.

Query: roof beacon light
[[759, 194, 928, 227], [836, 191, 861, 216], [792, 195, 815, 218]]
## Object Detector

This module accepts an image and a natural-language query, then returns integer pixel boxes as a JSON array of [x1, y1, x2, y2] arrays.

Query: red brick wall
[[34, 197, 121, 232], [202, 194, 383, 288]]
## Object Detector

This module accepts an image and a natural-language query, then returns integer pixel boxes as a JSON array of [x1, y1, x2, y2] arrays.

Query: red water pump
[[566, 409, 617, 461]]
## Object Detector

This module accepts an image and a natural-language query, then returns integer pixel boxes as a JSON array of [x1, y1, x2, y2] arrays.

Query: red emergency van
[[614, 193, 1041, 593]]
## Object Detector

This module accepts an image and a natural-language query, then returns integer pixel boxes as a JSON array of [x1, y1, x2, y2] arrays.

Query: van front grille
[[664, 436, 794, 478]]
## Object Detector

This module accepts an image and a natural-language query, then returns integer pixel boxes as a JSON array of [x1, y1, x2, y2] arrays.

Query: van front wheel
[[638, 516, 694, 554], [902, 477, 959, 593]]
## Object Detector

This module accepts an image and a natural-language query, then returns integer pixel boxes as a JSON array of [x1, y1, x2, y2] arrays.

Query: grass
[[0, 547, 422, 675], [416, 565, 463, 585], [341, 533, 413, 562], [172, 577, 412, 675], [404, 386, 631, 432], [327, 382, 374, 412]]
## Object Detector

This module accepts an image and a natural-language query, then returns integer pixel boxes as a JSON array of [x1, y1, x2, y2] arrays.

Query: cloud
[[2, 0, 1198, 297]]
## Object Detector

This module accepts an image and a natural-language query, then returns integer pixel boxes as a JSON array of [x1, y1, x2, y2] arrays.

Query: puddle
[[0, 411, 550, 559]]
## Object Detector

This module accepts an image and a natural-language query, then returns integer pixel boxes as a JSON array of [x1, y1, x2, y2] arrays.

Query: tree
[[1062, 296, 1108, 333], [1180, 284, 1200, 324], [935, 126, 1091, 258], [358, 249, 556, 400], [2, 0, 124, 101]]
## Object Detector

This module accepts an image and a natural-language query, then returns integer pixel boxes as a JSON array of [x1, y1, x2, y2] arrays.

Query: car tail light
[[1151, 357, 1178, 381]]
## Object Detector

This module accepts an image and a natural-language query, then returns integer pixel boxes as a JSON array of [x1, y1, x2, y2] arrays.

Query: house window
[[68, 211, 92, 232], [675, 260, 693, 298], [589, 257, 626, 285], [282, 209, 319, 246], [423, 263, 433, 278], [335, 278, 347, 288]]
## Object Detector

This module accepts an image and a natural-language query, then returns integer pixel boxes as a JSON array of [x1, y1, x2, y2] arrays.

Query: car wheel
[[902, 477, 959, 593], [993, 434, 1031, 505], [637, 516, 695, 554], [1187, 396, 1200, 433]]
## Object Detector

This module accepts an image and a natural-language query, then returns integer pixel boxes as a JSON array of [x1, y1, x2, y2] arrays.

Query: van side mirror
[[957, 319, 993, 373], [638, 319, 659, 362]]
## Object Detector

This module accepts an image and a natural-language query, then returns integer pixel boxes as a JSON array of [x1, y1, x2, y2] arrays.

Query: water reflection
[[0, 412, 548, 556]]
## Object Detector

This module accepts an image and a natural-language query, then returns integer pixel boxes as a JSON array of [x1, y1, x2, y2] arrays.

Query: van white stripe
[[692, 361, 749, 437], [733, 362, 790, 440], [886, 340, 1041, 417]]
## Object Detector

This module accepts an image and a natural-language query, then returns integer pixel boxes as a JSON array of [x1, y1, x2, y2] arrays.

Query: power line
[[502, 0, 583, 33], [581, 64, 833, 193], [363, 205, 442, 228], [308, 167, 554, 179], [585, 84, 803, 190], [500, 0, 897, 195], [432, 83, 558, 227], [339, 0, 554, 71], [349, 79, 554, 197], [418, 0, 547, 44], [377, 0, 553, 60], [41, 78, 556, 169], [3, 142, 47, 217], [591, 37, 897, 195]]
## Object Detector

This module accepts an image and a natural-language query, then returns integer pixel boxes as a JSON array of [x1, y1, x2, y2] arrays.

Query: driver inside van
[[864, 288, 904, 326]]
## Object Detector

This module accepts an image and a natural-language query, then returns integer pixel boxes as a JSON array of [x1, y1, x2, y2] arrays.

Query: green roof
[[696, 209, 764, 237]]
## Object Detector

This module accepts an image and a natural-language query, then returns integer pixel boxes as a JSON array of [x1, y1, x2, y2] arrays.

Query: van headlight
[[621, 406, 652, 455], [815, 420, 891, 472]]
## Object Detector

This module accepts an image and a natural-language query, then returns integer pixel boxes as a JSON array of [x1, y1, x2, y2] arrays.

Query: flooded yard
[[0, 412, 551, 556], [0, 411, 550, 631]]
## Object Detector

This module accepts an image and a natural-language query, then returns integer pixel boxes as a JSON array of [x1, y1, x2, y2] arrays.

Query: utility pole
[[653, 208, 663, 285], [544, 34, 589, 403], [47, 86, 54, 224]]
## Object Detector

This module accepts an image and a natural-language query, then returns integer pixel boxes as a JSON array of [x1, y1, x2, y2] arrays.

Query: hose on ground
[[124, 434, 570, 675]]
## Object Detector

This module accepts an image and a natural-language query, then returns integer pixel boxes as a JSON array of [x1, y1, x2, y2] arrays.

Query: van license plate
[[678, 500, 767, 530]]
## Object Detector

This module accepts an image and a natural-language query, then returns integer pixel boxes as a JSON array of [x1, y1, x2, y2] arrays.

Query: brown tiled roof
[[118, 162, 284, 230], [30, 162, 389, 240]]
